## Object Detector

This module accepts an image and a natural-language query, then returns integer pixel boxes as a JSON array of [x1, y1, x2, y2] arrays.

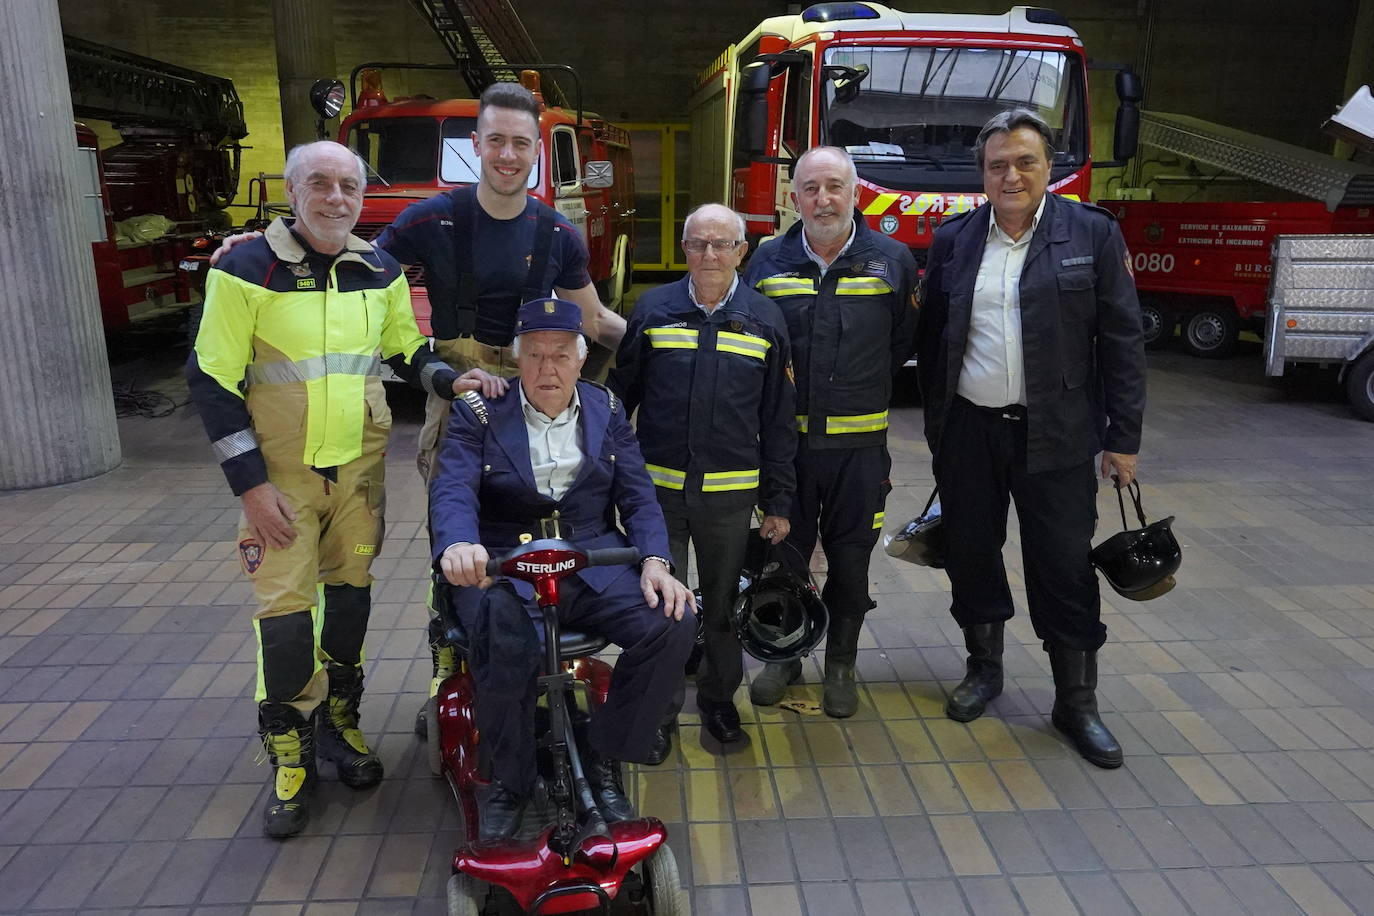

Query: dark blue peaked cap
[[514, 297, 585, 336]]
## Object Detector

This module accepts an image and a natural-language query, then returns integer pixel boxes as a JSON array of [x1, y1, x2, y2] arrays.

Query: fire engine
[[689, 2, 1139, 264], [332, 65, 635, 339], [67, 36, 247, 332], [1100, 110, 1374, 357]]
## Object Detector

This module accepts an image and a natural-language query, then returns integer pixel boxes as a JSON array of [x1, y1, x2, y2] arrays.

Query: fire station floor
[[3, 333, 1374, 916]]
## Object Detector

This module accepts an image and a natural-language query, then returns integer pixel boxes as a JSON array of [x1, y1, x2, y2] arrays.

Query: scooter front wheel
[[643, 843, 689, 915], [446, 871, 485, 916]]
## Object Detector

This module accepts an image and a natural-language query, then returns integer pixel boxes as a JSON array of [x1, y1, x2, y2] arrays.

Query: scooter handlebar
[[483, 546, 642, 577]]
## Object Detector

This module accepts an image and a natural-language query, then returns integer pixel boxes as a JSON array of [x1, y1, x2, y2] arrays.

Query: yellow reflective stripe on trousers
[[825, 410, 889, 434], [756, 276, 817, 298], [246, 352, 382, 386], [873, 511, 885, 529], [835, 276, 893, 296], [646, 327, 699, 349], [796, 415, 808, 433], [645, 463, 687, 490], [701, 468, 760, 492], [716, 331, 771, 361]]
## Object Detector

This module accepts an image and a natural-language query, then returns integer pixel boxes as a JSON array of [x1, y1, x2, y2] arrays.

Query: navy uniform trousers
[[935, 396, 1104, 652], [453, 568, 694, 795]]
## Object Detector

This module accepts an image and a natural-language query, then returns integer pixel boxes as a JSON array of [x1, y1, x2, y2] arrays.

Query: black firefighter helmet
[[1090, 478, 1182, 601], [732, 536, 828, 662], [884, 489, 945, 568]]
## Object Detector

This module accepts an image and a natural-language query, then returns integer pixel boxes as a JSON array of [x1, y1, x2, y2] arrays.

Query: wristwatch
[[640, 554, 672, 573]]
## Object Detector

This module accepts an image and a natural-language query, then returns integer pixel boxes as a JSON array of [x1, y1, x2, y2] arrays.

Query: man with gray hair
[[608, 202, 796, 755], [188, 140, 482, 837], [743, 147, 918, 719], [916, 108, 1146, 768]]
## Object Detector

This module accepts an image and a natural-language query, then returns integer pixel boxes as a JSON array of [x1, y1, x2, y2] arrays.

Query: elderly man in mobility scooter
[[431, 297, 696, 851]]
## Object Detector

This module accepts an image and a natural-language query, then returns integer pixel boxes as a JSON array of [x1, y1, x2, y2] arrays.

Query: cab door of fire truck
[[548, 121, 634, 316]]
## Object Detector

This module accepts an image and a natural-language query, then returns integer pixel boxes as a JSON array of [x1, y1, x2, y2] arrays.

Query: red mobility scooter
[[427, 534, 689, 915]]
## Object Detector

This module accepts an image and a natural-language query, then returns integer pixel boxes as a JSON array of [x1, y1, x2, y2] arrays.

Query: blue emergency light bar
[[801, 3, 881, 23]]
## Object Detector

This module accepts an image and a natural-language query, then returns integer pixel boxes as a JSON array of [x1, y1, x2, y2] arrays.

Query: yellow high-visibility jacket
[[188, 218, 458, 494]]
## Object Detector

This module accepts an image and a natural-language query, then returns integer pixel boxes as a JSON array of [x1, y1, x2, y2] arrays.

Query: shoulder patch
[[458, 390, 489, 425]]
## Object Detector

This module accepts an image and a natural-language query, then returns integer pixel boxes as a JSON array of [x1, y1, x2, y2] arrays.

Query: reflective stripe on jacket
[[607, 276, 798, 516], [743, 214, 919, 450]]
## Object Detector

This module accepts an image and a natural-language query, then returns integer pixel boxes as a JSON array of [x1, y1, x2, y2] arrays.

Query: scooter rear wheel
[[446, 871, 485, 916], [643, 843, 689, 915]]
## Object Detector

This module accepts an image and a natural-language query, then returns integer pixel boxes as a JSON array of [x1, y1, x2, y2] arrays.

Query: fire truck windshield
[[346, 116, 540, 189], [822, 45, 1087, 191]]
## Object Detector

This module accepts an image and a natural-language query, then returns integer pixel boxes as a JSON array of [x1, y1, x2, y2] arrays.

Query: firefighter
[[742, 147, 918, 718], [187, 141, 476, 838], [607, 203, 796, 756], [210, 82, 630, 738]]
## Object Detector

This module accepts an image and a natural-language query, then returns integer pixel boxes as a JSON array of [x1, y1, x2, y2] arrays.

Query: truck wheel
[[1139, 300, 1175, 350], [1345, 350, 1374, 421], [1181, 307, 1238, 358]]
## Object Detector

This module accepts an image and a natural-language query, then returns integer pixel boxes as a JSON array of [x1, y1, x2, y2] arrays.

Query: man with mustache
[[743, 147, 918, 717], [916, 108, 1146, 768], [188, 141, 471, 837]]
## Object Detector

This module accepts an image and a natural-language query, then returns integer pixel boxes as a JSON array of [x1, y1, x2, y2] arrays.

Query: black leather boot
[[822, 616, 864, 718], [259, 701, 316, 839], [480, 782, 529, 841], [945, 623, 1004, 722], [586, 748, 635, 822], [1047, 644, 1123, 769], [315, 664, 384, 788]]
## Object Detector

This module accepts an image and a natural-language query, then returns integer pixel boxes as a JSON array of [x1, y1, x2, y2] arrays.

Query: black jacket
[[608, 276, 797, 516], [742, 213, 918, 450], [916, 193, 1146, 473]]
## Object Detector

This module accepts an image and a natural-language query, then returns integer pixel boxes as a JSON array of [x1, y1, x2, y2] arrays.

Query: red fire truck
[[1099, 111, 1374, 357], [689, 2, 1138, 264], [333, 66, 635, 338], [67, 37, 246, 332]]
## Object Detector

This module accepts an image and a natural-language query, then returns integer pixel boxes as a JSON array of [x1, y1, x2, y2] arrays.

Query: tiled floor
[[3, 332, 1374, 915]]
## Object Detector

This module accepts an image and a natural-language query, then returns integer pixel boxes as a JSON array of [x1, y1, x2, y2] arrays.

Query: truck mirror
[[584, 160, 614, 189], [310, 79, 346, 120], [741, 61, 772, 156], [1113, 70, 1142, 161]]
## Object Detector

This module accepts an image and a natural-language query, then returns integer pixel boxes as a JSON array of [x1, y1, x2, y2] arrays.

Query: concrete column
[[0, 0, 120, 489], [273, 0, 338, 152]]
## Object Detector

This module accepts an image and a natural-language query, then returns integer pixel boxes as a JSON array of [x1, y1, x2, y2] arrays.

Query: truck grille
[[355, 221, 426, 288]]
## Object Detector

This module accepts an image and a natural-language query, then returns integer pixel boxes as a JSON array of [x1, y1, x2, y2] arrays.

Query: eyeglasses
[[681, 238, 743, 253]]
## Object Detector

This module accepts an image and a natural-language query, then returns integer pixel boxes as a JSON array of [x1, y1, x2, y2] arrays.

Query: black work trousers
[[785, 439, 892, 642], [659, 495, 754, 708], [935, 397, 1105, 651], [453, 571, 695, 794]]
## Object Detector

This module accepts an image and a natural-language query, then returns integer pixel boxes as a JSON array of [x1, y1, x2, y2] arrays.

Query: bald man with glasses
[[608, 203, 797, 758]]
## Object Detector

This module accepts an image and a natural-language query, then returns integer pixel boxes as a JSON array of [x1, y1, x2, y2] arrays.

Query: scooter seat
[[444, 615, 611, 660]]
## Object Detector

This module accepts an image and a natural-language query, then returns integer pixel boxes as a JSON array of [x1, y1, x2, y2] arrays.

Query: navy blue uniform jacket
[[607, 276, 797, 517], [429, 380, 673, 594], [916, 193, 1146, 474]]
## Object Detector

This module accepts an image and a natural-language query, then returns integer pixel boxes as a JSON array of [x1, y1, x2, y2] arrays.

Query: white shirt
[[801, 220, 857, 277], [688, 273, 740, 313], [956, 195, 1047, 408], [519, 384, 583, 500]]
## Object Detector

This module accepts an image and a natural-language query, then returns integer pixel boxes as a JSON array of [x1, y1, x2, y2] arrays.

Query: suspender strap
[[449, 186, 480, 338], [521, 205, 557, 304]]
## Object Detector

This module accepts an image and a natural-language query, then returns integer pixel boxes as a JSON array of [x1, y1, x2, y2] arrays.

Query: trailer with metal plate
[[1264, 234, 1374, 420]]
